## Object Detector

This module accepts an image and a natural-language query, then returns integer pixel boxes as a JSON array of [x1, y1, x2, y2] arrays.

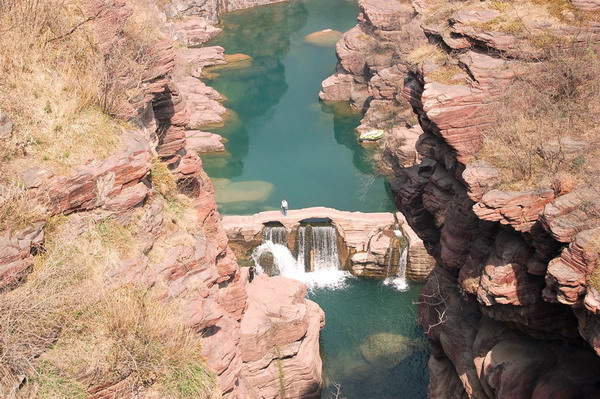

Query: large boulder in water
[[304, 29, 343, 46], [359, 333, 415, 368]]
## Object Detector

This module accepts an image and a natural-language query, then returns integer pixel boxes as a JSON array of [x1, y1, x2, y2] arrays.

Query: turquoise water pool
[[308, 279, 429, 399], [205, 1, 430, 397], [203, 0, 395, 215]]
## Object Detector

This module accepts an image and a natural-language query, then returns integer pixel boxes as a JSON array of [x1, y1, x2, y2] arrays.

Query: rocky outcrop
[[0, 1, 324, 398], [163, 0, 287, 24], [222, 207, 435, 280], [0, 223, 44, 291], [241, 274, 324, 398], [325, 0, 600, 396]]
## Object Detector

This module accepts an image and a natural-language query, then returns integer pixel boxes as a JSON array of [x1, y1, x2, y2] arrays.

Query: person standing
[[281, 199, 288, 216]]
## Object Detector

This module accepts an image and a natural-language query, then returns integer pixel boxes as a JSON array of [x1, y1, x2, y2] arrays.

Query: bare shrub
[[478, 42, 600, 190]]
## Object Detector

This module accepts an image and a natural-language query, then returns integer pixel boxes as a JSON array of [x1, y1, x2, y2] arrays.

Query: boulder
[[186, 130, 226, 153], [240, 275, 324, 399], [359, 333, 415, 368], [304, 29, 343, 46]]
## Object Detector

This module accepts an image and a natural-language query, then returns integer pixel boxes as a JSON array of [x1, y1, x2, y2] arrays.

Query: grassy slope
[[0, 1, 218, 397]]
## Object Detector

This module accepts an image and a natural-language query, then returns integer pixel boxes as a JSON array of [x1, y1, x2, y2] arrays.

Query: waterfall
[[253, 224, 348, 288], [296, 225, 307, 269], [262, 225, 287, 245], [311, 225, 341, 271], [252, 241, 303, 276], [384, 229, 409, 291]]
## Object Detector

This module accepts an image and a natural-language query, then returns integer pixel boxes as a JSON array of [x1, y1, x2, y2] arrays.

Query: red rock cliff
[[0, 1, 322, 397], [322, 0, 600, 397]]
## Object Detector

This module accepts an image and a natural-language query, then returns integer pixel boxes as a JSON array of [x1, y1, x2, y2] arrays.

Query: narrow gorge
[[1, 0, 600, 398]]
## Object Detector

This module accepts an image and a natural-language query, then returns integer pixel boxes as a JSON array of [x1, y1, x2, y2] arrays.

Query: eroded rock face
[[240, 275, 324, 399], [325, 0, 600, 396], [0, 1, 325, 397], [0, 223, 45, 290], [164, 0, 287, 24]]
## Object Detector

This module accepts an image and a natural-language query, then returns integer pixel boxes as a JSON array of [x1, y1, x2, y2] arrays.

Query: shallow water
[[308, 279, 429, 399], [204, 0, 396, 215]]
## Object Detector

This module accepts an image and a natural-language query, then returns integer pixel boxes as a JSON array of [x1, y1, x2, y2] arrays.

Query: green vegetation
[[30, 363, 87, 399], [162, 361, 217, 398], [274, 347, 286, 398]]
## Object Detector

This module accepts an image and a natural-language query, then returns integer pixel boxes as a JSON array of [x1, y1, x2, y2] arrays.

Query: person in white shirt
[[281, 199, 288, 216]]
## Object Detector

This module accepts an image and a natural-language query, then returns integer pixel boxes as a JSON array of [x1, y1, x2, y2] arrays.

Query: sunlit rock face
[[321, 0, 600, 396]]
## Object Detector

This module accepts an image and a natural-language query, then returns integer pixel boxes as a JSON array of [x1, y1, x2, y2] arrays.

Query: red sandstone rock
[[358, 0, 414, 31], [541, 187, 600, 243], [169, 17, 222, 46], [570, 0, 600, 10], [240, 275, 324, 399], [45, 132, 151, 215], [474, 189, 555, 233], [0, 223, 44, 290]]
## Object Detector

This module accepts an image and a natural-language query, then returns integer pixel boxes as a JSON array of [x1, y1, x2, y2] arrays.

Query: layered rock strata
[[323, 0, 600, 396], [0, 1, 323, 398]]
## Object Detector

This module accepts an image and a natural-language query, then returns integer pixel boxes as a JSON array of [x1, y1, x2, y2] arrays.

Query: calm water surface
[[308, 280, 428, 399], [204, 0, 395, 215], [206, 1, 429, 397]]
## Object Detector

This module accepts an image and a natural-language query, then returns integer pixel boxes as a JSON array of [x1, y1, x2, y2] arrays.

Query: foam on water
[[252, 240, 350, 289]]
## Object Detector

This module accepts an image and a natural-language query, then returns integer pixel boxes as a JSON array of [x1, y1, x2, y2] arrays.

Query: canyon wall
[[164, 0, 287, 25], [322, 0, 600, 397], [0, 0, 322, 398]]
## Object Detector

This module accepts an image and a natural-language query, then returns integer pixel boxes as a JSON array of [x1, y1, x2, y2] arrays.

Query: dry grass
[[407, 44, 448, 65], [0, 0, 161, 175], [151, 158, 179, 200], [0, 214, 216, 398], [428, 64, 467, 84], [478, 43, 600, 191], [0, 183, 46, 232]]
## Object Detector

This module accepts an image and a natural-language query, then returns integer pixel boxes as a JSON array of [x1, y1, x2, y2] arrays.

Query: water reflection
[[320, 101, 377, 176], [205, 2, 308, 180], [200, 0, 394, 214]]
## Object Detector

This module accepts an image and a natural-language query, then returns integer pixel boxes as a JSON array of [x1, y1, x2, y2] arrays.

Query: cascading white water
[[262, 226, 286, 245], [252, 241, 303, 276], [296, 225, 306, 269], [311, 225, 341, 271], [384, 229, 409, 291], [253, 224, 348, 288]]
